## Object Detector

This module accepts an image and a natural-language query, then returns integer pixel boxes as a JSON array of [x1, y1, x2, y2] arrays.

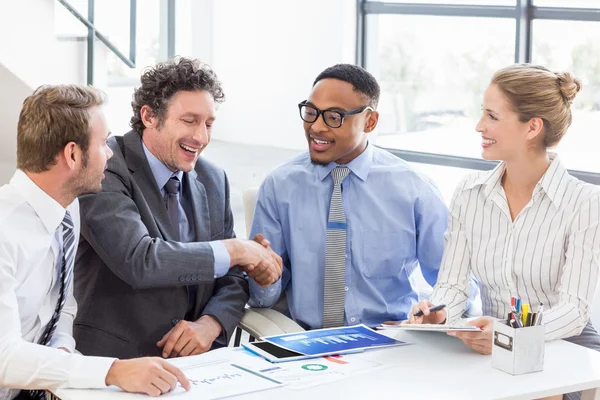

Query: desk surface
[[53, 330, 600, 400]]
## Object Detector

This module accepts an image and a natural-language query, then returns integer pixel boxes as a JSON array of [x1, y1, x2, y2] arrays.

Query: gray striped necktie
[[26, 211, 75, 399], [323, 166, 351, 328]]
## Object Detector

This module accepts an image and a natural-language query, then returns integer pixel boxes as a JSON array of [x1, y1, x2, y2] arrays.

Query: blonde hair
[[491, 64, 582, 148], [17, 84, 106, 172]]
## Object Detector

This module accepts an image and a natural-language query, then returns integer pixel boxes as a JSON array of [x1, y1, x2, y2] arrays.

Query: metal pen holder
[[491, 319, 545, 375]]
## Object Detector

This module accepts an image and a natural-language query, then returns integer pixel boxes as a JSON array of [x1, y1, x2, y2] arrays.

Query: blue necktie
[[323, 166, 351, 328]]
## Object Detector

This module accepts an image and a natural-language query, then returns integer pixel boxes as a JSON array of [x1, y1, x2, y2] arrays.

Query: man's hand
[[156, 315, 222, 358], [447, 316, 494, 355], [224, 236, 282, 287], [105, 357, 191, 396], [252, 233, 270, 248], [406, 300, 447, 324]]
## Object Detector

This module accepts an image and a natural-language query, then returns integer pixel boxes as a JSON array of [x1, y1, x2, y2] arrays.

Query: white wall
[[186, 0, 357, 150], [0, 64, 28, 184], [0, 0, 89, 184], [0, 0, 62, 88]]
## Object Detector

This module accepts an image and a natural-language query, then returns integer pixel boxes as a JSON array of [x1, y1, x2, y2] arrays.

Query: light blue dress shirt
[[249, 143, 478, 329], [142, 143, 229, 277]]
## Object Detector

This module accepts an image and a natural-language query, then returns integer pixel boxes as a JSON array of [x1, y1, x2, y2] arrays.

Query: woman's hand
[[406, 300, 447, 325], [447, 316, 495, 355]]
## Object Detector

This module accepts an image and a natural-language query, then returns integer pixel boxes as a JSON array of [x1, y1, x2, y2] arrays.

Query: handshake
[[224, 234, 283, 287]]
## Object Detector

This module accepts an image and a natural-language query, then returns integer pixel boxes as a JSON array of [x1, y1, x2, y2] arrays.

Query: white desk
[[52, 330, 600, 400]]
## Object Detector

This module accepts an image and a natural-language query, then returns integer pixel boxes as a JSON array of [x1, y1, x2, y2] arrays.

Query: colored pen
[[522, 304, 530, 326], [531, 312, 538, 326], [535, 302, 544, 326], [510, 306, 523, 328]]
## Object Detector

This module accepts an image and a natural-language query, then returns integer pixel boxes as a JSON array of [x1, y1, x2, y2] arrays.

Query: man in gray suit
[[74, 57, 282, 359]]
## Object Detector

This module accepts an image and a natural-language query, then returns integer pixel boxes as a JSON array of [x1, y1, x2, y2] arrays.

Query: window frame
[[357, 0, 600, 183]]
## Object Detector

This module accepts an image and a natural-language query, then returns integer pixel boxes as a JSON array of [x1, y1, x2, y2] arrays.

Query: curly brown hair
[[130, 57, 225, 135]]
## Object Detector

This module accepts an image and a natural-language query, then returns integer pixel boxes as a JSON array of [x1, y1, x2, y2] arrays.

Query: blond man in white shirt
[[408, 65, 600, 385], [0, 85, 190, 400]]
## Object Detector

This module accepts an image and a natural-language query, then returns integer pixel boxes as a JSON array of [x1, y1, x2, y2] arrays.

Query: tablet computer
[[242, 341, 311, 363]]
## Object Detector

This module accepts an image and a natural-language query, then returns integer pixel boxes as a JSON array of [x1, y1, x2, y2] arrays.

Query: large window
[[532, 19, 600, 173], [368, 14, 514, 159], [361, 1, 600, 185], [534, 0, 600, 7], [368, 0, 515, 4]]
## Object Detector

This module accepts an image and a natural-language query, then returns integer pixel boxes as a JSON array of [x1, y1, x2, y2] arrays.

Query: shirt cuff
[[49, 332, 76, 353], [66, 355, 116, 389], [209, 241, 230, 278], [248, 278, 282, 308]]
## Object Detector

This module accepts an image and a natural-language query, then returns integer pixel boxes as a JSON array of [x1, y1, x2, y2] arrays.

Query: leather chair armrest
[[239, 308, 305, 339]]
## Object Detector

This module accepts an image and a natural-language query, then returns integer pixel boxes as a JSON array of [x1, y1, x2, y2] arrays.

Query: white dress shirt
[[430, 154, 600, 341], [0, 170, 115, 399]]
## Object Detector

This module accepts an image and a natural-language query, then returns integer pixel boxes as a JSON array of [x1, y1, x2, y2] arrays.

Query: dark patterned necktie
[[165, 176, 181, 240], [26, 211, 75, 400]]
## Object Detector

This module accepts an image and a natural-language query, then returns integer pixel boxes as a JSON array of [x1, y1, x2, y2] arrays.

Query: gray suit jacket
[[73, 131, 248, 358]]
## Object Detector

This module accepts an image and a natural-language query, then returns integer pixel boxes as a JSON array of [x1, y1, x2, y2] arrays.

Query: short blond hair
[[491, 64, 582, 148], [17, 84, 106, 172]]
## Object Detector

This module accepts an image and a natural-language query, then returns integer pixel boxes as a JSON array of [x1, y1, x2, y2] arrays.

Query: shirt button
[[344, 286, 349, 291], [260, 289, 265, 294], [350, 317, 356, 323]]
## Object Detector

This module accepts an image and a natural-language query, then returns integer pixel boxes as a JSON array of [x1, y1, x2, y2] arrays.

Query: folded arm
[[542, 194, 600, 341]]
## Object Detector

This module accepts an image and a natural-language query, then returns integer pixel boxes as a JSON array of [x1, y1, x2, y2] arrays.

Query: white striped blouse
[[430, 154, 600, 341]]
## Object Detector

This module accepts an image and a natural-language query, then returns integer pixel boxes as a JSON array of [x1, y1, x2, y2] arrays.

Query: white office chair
[[234, 188, 304, 345]]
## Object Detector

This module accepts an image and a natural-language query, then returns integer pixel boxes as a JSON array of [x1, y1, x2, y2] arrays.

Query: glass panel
[[54, 0, 88, 37], [534, 0, 600, 7], [94, 0, 132, 56], [532, 20, 600, 173], [96, 0, 161, 136], [367, 14, 515, 159], [367, 0, 515, 4], [176, 0, 193, 56]]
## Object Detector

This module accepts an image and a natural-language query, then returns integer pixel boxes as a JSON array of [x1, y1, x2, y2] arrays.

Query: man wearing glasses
[[247, 64, 475, 329]]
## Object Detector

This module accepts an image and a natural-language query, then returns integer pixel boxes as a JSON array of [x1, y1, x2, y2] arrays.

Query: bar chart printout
[[262, 324, 408, 356]]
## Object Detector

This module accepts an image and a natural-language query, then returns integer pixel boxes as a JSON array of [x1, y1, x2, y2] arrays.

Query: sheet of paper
[[231, 348, 388, 390], [377, 323, 481, 332], [52, 359, 284, 400]]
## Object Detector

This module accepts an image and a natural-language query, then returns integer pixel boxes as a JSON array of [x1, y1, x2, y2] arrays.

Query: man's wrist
[[105, 359, 120, 386], [198, 315, 223, 339], [222, 239, 242, 267]]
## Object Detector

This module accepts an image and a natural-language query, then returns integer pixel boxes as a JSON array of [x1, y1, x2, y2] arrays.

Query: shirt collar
[[533, 153, 569, 209], [10, 169, 67, 234], [316, 141, 373, 182], [142, 142, 183, 190], [465, 161, 505, 199], [465, 152, 568, 209]]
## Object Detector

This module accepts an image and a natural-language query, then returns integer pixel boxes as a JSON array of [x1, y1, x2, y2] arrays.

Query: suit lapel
[[185, 170, 211, 242], [122, 131, 175, 241]]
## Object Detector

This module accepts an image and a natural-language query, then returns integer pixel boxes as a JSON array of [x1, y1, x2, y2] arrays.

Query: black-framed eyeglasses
[[298, 101, 374, 129]]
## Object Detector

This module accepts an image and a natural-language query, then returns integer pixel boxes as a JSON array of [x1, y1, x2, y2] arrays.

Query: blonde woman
[[410, 65, 600, 398]]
